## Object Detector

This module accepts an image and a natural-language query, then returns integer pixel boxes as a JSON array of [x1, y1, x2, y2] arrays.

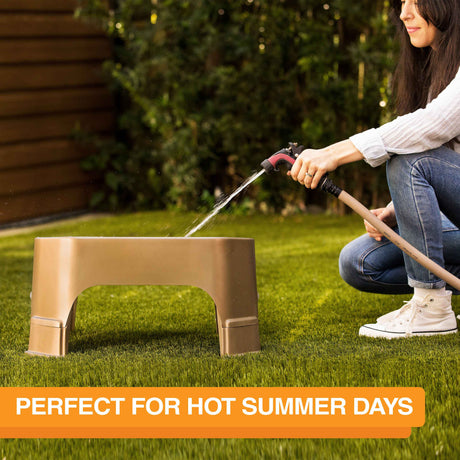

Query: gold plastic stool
[[26, 237, 260, 357]]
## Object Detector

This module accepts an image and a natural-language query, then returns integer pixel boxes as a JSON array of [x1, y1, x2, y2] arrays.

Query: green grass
[[0, 211, 459, 459]]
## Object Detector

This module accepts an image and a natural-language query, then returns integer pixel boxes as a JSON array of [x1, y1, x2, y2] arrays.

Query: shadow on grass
[[68, 326, 219, 355]]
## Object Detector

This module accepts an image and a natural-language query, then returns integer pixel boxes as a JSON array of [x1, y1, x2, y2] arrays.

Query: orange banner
[[0, 387, 424, 438]]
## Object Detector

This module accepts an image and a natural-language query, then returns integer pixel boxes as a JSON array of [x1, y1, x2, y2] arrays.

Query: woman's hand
[[288, 147, 339, 189], [288, 139, 364, 189], [364, 204, 397, 241]]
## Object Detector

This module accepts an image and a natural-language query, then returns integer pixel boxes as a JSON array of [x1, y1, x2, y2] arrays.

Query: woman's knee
[[338, 238, 368, 290], [386, 147, 450, 189]]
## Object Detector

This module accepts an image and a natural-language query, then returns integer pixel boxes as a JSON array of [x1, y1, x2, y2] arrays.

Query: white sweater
[[349, 67, 460, 168]]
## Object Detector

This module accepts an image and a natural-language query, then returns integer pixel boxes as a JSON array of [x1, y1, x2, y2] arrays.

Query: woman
[[289, 0, 460, 338]]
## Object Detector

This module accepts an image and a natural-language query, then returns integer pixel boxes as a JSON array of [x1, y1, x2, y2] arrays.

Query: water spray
[[185, 169, 265, 237]]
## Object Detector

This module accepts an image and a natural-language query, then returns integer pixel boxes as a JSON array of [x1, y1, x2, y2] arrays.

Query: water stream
[[185, 169, 265, 237]]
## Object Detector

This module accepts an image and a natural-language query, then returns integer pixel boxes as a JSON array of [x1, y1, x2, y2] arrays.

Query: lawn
[[0, 211, 458, 459]]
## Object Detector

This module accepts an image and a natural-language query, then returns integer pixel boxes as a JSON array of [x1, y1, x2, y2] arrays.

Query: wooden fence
[[0, 0, 114, 225]]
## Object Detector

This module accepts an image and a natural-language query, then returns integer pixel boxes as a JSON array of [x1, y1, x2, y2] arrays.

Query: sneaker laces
[[377, 300, 415, 324], [385, 298, 423, 336]]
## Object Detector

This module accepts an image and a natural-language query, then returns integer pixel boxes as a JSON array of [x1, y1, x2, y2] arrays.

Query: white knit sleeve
[[349, 67, 460, 168]]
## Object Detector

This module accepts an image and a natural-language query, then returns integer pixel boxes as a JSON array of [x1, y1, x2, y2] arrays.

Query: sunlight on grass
[[0, 211, 458, 458]]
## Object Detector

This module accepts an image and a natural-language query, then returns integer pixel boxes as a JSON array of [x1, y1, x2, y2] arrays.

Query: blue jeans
[[339, 147, 460, 294]]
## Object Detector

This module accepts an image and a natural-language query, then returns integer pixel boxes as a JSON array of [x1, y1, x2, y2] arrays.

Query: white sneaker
[[360, 291, 458, 339]]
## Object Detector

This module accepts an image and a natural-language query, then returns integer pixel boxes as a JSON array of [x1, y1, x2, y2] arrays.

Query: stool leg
[[212, 239, 260, 356], [68, 299, 78, 332], [216, 313, 260, 356], [26, 238, 77, 357], [27, 317, 69, 357]]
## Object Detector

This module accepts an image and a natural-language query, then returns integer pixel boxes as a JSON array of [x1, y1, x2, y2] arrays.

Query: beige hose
[[338, 190, 460, 292]]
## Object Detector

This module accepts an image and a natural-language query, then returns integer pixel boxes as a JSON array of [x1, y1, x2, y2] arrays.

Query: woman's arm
[[290, 66, 460, 185], [350, 66, 460, 167]]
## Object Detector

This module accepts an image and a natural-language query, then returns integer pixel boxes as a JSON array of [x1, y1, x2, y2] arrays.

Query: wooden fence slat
[[0, 161, 94, 195], [0, 0, 114, 225], [0, 185, 97, 225], [0, 14, 104, 38], [0, 139, 94, 170], [0, 38, 111, 64], [0, 87, 113, 118], [0, 111, 114, 144], [0, 1, 77, 12], [0, 63, 107, 91]]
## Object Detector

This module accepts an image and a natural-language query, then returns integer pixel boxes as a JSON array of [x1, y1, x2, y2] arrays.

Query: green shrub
[[76, 0, 395, 212]]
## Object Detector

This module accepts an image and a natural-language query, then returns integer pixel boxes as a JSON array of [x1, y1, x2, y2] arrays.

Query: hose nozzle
[[260, 142, 304, 174], [261, 142, 342, 196]]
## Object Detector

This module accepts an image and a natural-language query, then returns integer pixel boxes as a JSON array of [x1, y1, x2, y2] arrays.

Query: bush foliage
[[76, 0, 396, 212]]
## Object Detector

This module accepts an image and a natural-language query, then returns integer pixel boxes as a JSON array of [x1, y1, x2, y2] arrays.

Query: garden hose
[[261, 143, 460, 291]]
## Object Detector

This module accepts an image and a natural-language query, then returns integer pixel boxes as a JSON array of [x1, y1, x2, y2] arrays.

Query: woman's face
[[400, 1, 440, 48]]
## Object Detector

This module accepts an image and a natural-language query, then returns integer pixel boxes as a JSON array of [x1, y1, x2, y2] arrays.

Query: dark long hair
[[390, 0, 460, 115]]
